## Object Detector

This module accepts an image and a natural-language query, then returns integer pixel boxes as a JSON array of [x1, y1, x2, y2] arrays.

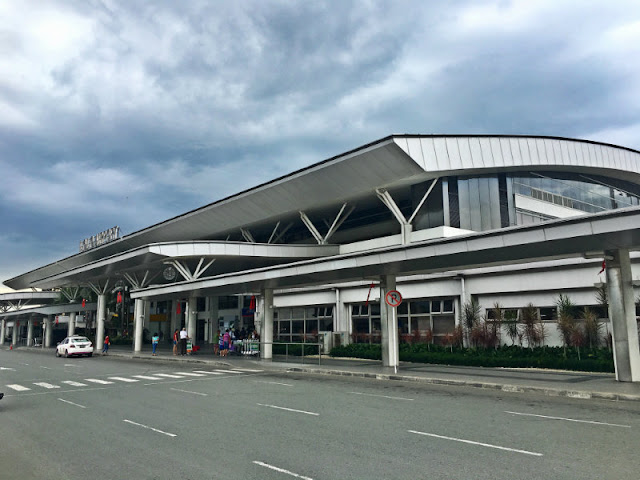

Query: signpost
[[385, 289, 402, 307]]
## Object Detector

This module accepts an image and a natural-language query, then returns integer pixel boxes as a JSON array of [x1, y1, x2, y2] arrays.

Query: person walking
[[102, 334, 110, 354], [152, 332, 159, 356], [213, 329, 220, 356], [172, 329, 179, 356], [179, 327, 188, 356]]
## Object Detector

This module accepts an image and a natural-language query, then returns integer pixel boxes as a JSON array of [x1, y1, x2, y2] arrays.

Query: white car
[[56, 335, 94, 358]]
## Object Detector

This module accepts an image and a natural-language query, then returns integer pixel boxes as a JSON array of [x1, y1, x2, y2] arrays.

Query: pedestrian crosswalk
[[3, 368, 261, 393]]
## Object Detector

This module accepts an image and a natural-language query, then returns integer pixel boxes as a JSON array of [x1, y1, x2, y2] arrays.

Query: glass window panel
[[431, 301, 442, 313], [398, 316, 409, 334], [372, 318, 381, 333], [411, 300, 430, 314], [319, 318, 333, 331], [324, 306, 333, 316], [398, 302, 408, 314], [353, 318, 369, 334], [291, 308, 305, 319], [443, 300, 454, 312], [306, 307, 318, 318], [279, 320, 291, 334], [291, 334, 303, 343], [370, 303, 380, 316], [305, 319, 318, 335], [351, 305, 360, 315], [433, 316, 455, 335], [292, 320, 304, 334], [416, 317, 431, 331]]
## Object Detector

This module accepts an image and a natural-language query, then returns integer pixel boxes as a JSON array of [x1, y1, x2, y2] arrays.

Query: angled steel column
[[606, 249, 640, 382], [260, 288, 273, 360], [95, 294, 106, 354], [380, 275, 399, 368]]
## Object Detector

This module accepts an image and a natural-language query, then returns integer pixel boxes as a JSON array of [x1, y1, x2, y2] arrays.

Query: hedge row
[[329, 343, 615, 373]]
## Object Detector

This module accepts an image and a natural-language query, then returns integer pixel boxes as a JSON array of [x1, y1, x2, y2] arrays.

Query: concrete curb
[[285, 367, 640, 403]]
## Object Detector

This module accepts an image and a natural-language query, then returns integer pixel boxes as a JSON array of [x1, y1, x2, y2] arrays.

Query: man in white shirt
[[179, 327, 188, 356]]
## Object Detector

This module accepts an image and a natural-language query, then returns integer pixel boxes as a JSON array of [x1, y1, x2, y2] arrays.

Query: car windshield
[[71, 337, 90, 343]]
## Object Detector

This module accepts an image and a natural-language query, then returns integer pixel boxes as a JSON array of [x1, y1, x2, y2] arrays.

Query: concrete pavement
[[6, 342, 640, 402]]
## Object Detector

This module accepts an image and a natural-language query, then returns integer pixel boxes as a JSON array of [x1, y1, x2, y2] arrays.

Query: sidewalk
[[7, 343, 640, 402]]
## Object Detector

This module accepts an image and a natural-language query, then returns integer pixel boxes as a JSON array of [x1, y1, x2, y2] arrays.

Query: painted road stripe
[[108, 377, 139, 383], [61, 381, 88, 387], [233, 368, 263, 372], [6, 384, 30, 391], [257, 403, 319, 416], [349, 391, 414, 401], [85, 378, 114, 385], [192, 370, 224, 375], [170, 387, 208, 396], [408, 430, 543, 456], [58, 398, 86, 408], [174, 372, 206, 377], [255, 380, 293, 387], [34, 382, 60, 389], [133, 375, 165, 381], [253, 461, 314, 480], [0, 367, 16, 371], [213, 369, 243, 374], [154, 373, 185, 379], [123, 419, 176, 437], [505, 411, 631, 428]]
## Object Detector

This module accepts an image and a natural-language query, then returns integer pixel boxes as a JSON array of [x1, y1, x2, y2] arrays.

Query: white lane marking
[[7, 384, 30, 391], [192, 370, 224, 375], [85, 378, 114, 385], [40, 366, 51, 370], [34, 382, 60, 389], [408, 430, 543, 457], [174, 372, 206, 377], [154, 373, 185, 379], [233, 368, 263, 372], [64, 364, 78, 367], [349, 391, 414, 401], [61, 381, 88, 387], [505, 411, 631, 428], [253, 461, 314, 480], [255, 380, 293, 387], [170, 387, 208, 396], [2, 386, 110, 397], [133, 375, 165, 381], [123, 419, 177, 437], [108, 377, 139, 383], [58, 398, 86, 408], [0, 367, 15, 371], [213, 369, 243, 374], [257, 403, 319, 416]]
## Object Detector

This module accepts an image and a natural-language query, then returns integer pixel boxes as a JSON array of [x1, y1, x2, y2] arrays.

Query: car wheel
[[55, 349, 60, 357], [65, 349, 70, 358]]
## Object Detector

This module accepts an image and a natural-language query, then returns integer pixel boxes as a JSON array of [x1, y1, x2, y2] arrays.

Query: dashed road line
[[505, 411, 631, 428], [192, 370, 224, 375], [349, 391, 414, 401], [253, 461, 313, 480], [33, 382, 60, 389], [123, 419, 176, 437], [132, 375, 165, 381], [85, 378, 114, 385], [174, 372, 206, 377], [255, 380, 293, 387], [58, 398, 86, 408], [408, 430, 543, 456], [108, 377, 139, 383], [257, 403, 319, 416], [170, 387, 208, 396], [154, 373, 185, 379], [61, 381, 88, 387], [7, 384, 30, 391]]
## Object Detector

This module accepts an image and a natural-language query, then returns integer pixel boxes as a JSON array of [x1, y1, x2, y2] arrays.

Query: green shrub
[[329, 343, 614, 373]]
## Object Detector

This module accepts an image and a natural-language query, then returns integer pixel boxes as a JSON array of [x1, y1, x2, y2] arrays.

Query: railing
[[259, 341, 324, 365]]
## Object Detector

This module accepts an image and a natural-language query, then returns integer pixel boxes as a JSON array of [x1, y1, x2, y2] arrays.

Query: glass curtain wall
[[274, 306, 334, 343]]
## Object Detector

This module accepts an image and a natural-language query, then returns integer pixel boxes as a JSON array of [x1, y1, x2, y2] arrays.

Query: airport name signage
[[79, 226, 120, 253]]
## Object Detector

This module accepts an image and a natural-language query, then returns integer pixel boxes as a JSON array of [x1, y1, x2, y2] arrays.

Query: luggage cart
[[242, 339, 260, 356]]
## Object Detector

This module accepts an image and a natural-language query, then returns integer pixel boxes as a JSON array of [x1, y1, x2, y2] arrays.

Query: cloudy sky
[[1, 0, 640, 289]]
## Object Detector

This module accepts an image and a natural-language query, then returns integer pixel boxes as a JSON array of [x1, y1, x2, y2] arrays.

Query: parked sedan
[[56, 335, 94, 358]]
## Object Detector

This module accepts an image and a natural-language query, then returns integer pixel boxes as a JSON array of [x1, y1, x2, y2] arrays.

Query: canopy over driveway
[[131, 206, 640, 382]]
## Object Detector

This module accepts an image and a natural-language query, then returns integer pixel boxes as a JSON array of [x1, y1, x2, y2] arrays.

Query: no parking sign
[[384, 290, 402, 307]]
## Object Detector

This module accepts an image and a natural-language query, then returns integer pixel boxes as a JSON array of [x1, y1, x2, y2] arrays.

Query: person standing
[[213, 329, 220, 356], [172, 329, 179, 356], [179, 327, 188, 356], [222, 329, 231, 357], [152, 332, 159, 356], [102, 334, 110, 354]]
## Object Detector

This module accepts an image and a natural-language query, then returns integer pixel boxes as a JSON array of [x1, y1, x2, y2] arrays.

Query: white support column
[[0, 319, 5, 344], [380, 275, 400, 369], [45, 315, 53, 347], [260, 288, 274, 360], [96, 294, 106, 355], [12, 321, 18, 346], [187, 296, 197, 344], [605, 249, 640, 382], [27, 318, 34, 346], [68, 312, 76, 336], [134, 299, 144, 353]]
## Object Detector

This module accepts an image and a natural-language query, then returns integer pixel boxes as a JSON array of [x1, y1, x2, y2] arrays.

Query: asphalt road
[[1, 349, 639, 480]]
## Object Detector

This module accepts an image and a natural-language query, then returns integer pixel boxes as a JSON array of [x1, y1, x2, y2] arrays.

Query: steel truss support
[[164, 258, 215, 282], [299, 203, 354, 245]]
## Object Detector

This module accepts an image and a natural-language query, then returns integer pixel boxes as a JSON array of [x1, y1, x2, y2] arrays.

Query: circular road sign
[[385, 290, 403, 307]]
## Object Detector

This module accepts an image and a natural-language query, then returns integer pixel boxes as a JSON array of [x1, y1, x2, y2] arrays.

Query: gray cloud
[[1, 0, 640, 286]]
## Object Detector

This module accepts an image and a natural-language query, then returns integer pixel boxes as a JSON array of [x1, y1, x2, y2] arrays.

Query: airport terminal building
[[2, 135, 640, 379]]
